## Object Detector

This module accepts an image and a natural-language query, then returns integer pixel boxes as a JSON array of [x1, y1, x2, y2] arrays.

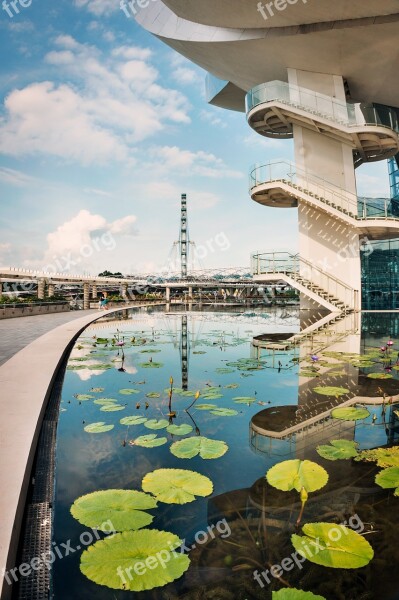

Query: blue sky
[[0, 0, 391, 275]]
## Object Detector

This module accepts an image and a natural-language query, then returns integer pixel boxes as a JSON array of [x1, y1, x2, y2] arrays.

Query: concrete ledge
[[0, 303, 164, 599], [0, 303, 70, 320]]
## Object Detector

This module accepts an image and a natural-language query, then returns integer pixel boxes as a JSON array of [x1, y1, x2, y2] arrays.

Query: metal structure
[[180, 193, 188, 279]]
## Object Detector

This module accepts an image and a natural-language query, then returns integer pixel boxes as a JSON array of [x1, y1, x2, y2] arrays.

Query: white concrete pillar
[[37, 278, 45, 300], [83, 283, 90, 310], [121, 284, 128, 299], [48, 283, 55, 297], [287, 69, 361, 310], [165, 287, 170, 302], [92, 284, 97, 299], [188, 286, 193, 298]]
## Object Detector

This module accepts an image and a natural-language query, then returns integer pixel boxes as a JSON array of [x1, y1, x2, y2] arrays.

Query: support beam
[[83, 283, 90, 310], [165, 287, 171, 302], [121, 284, 128, 300], [91, 284, 97, 299], [48, 284, 55, 298], [37, 279, 45, 300]]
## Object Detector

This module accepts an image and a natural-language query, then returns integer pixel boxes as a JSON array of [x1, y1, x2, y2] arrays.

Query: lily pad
[[100, 404, 126, 412], [146, 392, 161, 398], [75, 394, 95, 401], [209, 408, 238, 417], [166, 424, 193, 436], [170, 436, 228, 460], [139, 348, 161, 353], [375, 466, 399, 495], [84, 422, 115, 433], [299, 371, 320, 378], [71, 489, 157, 531], [266, 459, 328, 493], [80, 529, 190, 591], [233, 396, 257, 404], [196, 404, 218, 410], [367, 373, 393, 379], [317, 440, 359, 461], [139, 362, 164, 369], [224, 384, 239, 389], [291, 522, 374, 568], [120, 416, 148, 426], [202, 393, 223, 400], [144, 419, 169, 430], [356, 446, 399, 468], [93, 398, 118, 405], [142, 468, 213, 504], [331, 407, 370, 421], [130, 434, 168, 448], [216, 368, 235, 374], [90, 388, 105, 393], [119, 389, 140, 395], [180, 391, 196, 397], [313, 386, 350, 397], [273, 590, 326, 600]]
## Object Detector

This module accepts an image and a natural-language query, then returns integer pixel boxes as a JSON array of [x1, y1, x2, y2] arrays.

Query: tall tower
[[179, 193, 188, 279], [135, 2, 399, 311]]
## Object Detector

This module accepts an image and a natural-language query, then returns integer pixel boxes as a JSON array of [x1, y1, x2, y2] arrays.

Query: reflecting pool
[[51, 306, 399, 600]]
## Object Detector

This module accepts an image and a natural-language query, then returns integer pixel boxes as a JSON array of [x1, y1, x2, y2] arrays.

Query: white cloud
[[0, 167, 38, 187], [142, 181, 220, 210], [74, 0, 118, 16], [109, 215, 138, 235], [0, 36, 190, 165], [200, 109, 226, 129], [149, 146, 244, 179]]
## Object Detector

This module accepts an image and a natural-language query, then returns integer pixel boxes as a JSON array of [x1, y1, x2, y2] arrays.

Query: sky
[[0, 0, 392, 276]]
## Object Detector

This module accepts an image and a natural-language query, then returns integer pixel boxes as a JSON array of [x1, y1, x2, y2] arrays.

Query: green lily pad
[[95, 338, 109, 344], [139, 348, 161, 353], [100, 404, 126, 412], [367, 373, 393, 379], [313, 386, 350, 397], [233, 396, 257, 404], [75, 394, 95, 401], [202, 393, 223, 400], [266, 459, 328, 493], [144, 419, 169, 430], [291, 522, 374, 568], [200, 387, 220, 394], [120, 416, 148, 426], [164, 387, 184, 394], [166, 424, 193, 436], [139, 362, 164, 369], [84, 422, 115, 433], [224, 383, 239, 389], [170, 436, 228, 460], [209, 408, 238, 417], [180, 391, 196, 397], [146, 392, 161, 399], [196, 404, 218, 410], [352, 361, 374, 368], [216, 368, 235, 374], [71, 489, 157, 531], [93, 398, 117, 405], [375, 466, 399, 495], [273, 590, 326, 600], [356, 446, 399, 468], [299, 371, 320, 378], [193, 351, 206, 354], [142, 468, 213, 504], [130, 434, 168, 448], [87, 363, 113, 370], [80, 529, 190, 591], [331, 407, 370, 421], [317, 440, 359, 461], [89, 387, 105, 393], [119, 389, 140, 395]]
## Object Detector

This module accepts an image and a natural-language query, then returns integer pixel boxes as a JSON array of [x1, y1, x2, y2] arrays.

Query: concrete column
[[92, 284, 97, 299], [188, 286, 193, 298], [37, 278, 45, 300], [0, 282, 3, 297], [165, 287, 170, 302], [121, 284, 128, 300], [83, 283, 90, 310], [287, 69, 361, 310], [48, 283, 55, 298]]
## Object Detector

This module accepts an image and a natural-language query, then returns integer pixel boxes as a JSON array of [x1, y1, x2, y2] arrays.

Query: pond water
[[51, 306, 399, 600]]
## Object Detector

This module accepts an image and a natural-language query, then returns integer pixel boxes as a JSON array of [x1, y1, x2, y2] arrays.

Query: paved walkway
[[0, 310, 98, 367]]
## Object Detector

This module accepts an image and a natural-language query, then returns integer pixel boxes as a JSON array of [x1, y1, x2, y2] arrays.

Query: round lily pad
[[331, 407, 370, 421], [144, 419, 169, 430], [80, 529, 190, 591], [375, 466, 399, 495], [130, 434, 168, 448], [120, 416, 148, 426], [317, 440, 359, 461], [93, 398, 118, 405], [142, 468, 213, 504], [291, 522, 374, 568], [100, 404, 126, 412], [170, 436, 228, 460], [75, 394, 95, 401], [233, 396, 257, 404], [84, 422, 114, 434], [146, 392, 161, 398], [119, 389, 140, 395], [71, 489, 157, 531], [139, 362, 164, 369], [266, 459, 328, 493], [367, 373, 393, 379], [209, 408, 238, 417], [166, 424, 193, 436], [273, 590, 326, 600], [313, 386, 350, 397]]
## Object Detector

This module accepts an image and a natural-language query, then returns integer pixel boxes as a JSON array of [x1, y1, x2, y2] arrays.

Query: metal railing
[[251, 252, 357, 310], [249, 160, 399, 221], [246, 80, 399, 133]]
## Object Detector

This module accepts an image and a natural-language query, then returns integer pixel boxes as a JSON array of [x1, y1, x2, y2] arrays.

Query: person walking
[[98, 292, 104, 311]]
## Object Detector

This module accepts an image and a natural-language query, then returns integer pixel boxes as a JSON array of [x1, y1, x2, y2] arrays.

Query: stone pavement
[[0, 310, 98, 367]]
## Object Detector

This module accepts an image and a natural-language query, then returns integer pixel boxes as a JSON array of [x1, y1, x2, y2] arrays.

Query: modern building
[[135, 1, 399, 311]]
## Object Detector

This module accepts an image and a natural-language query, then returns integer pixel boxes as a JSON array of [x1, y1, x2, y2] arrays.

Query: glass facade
[[389, 154, 399, 200], [361, 239, 399, 309]]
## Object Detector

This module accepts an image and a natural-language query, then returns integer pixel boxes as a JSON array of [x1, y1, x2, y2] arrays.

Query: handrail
[[246, 80, 399, 133], [251, 251, 356, 309], [249, 160, 399, 220]]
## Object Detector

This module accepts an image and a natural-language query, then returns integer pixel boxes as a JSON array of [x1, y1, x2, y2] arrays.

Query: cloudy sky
[[0, 0, 391, 275]]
